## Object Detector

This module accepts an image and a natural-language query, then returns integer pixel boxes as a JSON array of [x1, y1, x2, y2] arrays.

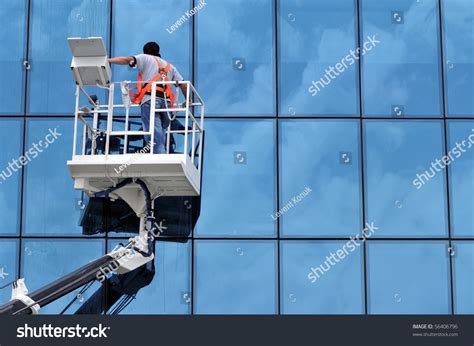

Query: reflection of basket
[[79, 195, 201, 242], [85, 132, 121, 155], [83, 118, 196, 155], [85, 127, 145, 155]]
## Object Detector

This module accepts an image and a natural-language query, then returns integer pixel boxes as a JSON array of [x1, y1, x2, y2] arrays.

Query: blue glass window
[[107, 240, 191, 314], [195, 120, 276, 237], [361, 0, 442, 117], [0, 1, 26, 115], [442, 0, 474, 116], [453, 241, 474, 314], [280, 120, 361, 236], [281, 241, 364, 314], [0, 240, 18, 305], [447, 121, 474, 237], [196, 0, 275, 116], [364, 121, 447, 236], [28, 0, 109, 115], [112, 0, 192, 100], [279, 0, 358, 116], [0, 119, 22, 235], [23, 119, 82, 235], [21, 239, 104, 314], [194, 240, 277, 314], [367, 241, 451, 314]]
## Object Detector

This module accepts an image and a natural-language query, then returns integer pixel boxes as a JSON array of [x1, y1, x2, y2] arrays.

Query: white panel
[[68, 37, 107, 57]]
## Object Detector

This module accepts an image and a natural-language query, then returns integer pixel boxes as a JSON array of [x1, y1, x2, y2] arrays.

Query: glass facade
[[0, 0, 472, 315], [361, 0, 443, 117]]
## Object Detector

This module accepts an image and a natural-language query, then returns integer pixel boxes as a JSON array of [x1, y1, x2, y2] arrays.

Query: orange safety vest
[[130, 56, 175, 106]]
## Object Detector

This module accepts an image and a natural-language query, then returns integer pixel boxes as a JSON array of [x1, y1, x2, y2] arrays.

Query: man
[[108, 42, 187, 154]]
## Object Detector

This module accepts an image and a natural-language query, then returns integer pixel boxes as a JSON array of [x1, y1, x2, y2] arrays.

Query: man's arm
[[108, 56, 134, 65], [171, 67, 188, 101], [179, 84, 188, 100]]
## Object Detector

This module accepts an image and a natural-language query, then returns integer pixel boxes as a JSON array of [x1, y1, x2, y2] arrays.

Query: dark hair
[[143, 41, 160, 57]]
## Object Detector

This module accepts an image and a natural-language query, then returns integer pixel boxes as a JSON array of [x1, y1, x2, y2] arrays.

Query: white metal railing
[[72, 80, 205, 173]]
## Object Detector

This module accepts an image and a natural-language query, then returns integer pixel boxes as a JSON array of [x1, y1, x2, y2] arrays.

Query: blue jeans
[[140, 98, 171, 154]]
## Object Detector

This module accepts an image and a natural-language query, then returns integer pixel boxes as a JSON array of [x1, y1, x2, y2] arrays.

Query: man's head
[[143, 41, 160, 57]]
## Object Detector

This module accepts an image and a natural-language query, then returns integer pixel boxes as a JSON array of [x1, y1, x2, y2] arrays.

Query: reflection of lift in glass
[[0, 37, 205, 315]]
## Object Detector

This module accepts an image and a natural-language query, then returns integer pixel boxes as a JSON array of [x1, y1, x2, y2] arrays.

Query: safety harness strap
[[130, 57, 175, 105]]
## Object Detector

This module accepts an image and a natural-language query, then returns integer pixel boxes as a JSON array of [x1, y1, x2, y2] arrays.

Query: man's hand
[[108, 56, 134, 65]]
